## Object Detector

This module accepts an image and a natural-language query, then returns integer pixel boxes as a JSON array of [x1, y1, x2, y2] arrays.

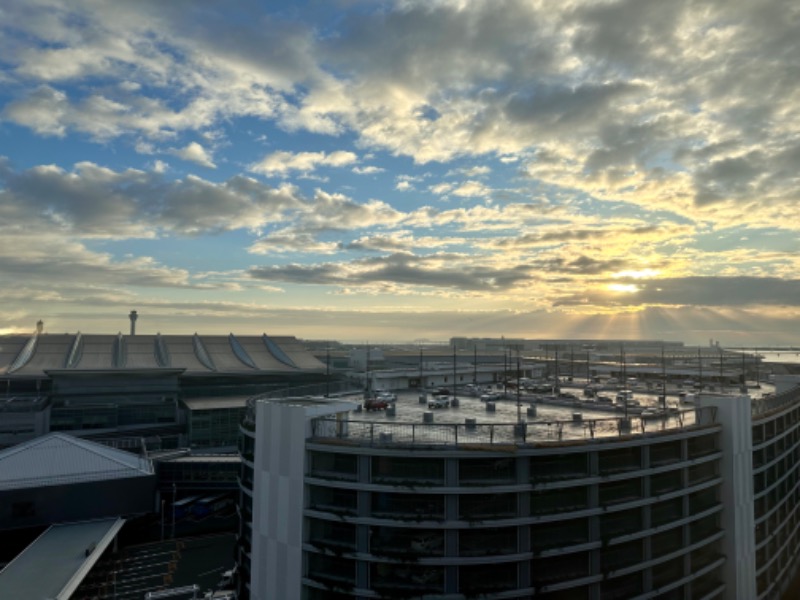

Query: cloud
[[555, 276, 800, 308], [352, 165, 384, 175], [344, 232, 463, 252], [429, 182, 454, 195], [249, 150, 358, 176], [248, 229, 340, 255], [0, 160, 303, 237], [0, 232, 196, 289], [452, 180, 491, 198], [249, 252, 535, 292], [170, 142, 216, 168]]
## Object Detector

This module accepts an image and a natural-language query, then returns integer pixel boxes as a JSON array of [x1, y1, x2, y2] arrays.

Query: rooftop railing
[[751, 385, 800, 418], [242, 381, 362, 430], [310, 406, 717, 448]]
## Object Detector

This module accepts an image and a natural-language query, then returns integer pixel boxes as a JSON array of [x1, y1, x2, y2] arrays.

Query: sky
[[0, 0, 799, 345]]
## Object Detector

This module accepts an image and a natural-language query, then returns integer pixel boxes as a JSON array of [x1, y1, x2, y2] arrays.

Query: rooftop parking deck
[[309, 388, 717, 447]]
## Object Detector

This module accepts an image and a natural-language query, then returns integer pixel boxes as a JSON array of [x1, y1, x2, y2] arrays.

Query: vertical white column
[[699, 394, 756, 599], [251, 401, 308, 600]]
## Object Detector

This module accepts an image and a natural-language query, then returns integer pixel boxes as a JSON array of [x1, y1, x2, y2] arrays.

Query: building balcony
[[459, 562, 518, 595], [599, 508, 643, 540], [601, 540, 644, 574], [370, 564, 444, 596], [459, 526, 517, 557], [370, 527, 444, 558], [531, 552, 592, 586], [371, 455, 445, 486], [459, 492, 517, 521], [530, 454, 590, 483], [306, 554, 356, 592], [651, 469, 683, 495], [459, 457, 516, 485], [530, 486, 589, 515], [650, 440, 683, 467], [530, 519, 590, 553], [307, 485, 358, 517], [652, 556, 685, 589], [308, 519, 357, 554], [651, 497, 683, 527]]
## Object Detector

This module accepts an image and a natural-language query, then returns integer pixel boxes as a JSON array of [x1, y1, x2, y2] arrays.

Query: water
[[729, 348, 800, 365]]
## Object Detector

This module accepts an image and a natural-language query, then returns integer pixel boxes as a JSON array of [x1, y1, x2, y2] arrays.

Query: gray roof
[[0, 517, 125, 599], [0, 433, 153, 491]]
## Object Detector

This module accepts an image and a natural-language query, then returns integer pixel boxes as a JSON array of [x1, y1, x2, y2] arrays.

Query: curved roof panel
[[198, 335, 254, 371], [13, 334, 75, 375], [270, 336, 326, 369], [0, 336, 30, 375], [72, 335, 116, 370], [235, 336, 297, 371], [162, 335, 213, 372], [124, 335, 162, 369]]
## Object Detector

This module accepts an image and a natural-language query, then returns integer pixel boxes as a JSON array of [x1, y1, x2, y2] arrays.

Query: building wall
[[188, 406, 246, 450], [749, 388, 800, 599], [0, 404, 50, 449], [298, 430, 725, 599], [0, 475, 156, 530]]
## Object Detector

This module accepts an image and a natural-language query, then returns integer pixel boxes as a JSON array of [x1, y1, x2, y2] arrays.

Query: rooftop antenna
[[325, 343, 330, 398], [554, 347, 560, 394], [516, 350, 522, 424], [129, 310, 138, 336], [365, 342, 371, 397], [697, 347, 703, 391], [621, 344, 628, 420], [661, 344, 667, 410], [419, 346, 424, 386], [452, 344, 457, 400]]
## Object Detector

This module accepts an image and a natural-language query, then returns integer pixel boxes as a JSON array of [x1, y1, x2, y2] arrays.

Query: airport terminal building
[[0, 324, 332, 451]]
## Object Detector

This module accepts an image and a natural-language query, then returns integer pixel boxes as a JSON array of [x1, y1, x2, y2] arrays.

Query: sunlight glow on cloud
[[607, 283, 640, 294], [613, 269, 660, 279]]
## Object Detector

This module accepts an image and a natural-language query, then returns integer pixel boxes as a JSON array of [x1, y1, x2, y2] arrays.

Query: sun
[[607, 283, 639, 293]]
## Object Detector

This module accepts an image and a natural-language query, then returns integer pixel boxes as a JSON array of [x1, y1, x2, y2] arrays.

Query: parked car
[[364, 398, 390, 411], [375, 391, 397, 402], [428, 396, 450, 409]]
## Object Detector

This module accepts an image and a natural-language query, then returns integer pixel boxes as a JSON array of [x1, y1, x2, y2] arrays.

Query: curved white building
[[237, 384, 800, 599]]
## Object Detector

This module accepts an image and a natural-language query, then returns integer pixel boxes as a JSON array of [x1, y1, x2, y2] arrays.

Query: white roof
[[0, 517, 126, 599], [0, 433, 153, 491]]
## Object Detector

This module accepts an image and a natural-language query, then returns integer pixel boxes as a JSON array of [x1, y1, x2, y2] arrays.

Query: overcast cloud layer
[[0, 0, 799, 344]]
